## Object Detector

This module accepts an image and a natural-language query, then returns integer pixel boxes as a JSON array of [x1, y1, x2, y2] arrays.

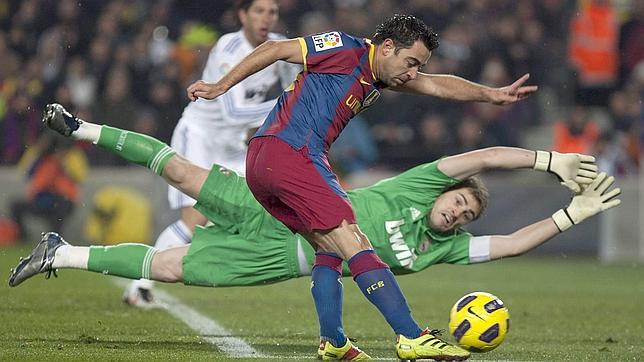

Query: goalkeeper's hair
[[443, 176, 489, 220]]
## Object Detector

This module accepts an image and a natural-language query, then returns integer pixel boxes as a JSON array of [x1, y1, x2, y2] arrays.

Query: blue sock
[[311, 253, 347, 347], [349, 250, 423, 338]]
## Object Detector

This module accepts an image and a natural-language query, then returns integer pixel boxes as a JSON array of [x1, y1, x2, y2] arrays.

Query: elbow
[[258, 39, 279, 54], [479, 147, 504, 169], [504, 248, 524, 258]]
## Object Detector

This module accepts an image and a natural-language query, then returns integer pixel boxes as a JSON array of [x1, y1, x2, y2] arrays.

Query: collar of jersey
[[364, 38, 377, 82]]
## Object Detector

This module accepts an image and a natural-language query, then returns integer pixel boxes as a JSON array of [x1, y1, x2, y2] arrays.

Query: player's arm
[[187, 38, 304, 101], [393, 73, 538, 105], [485, 173, 620, 260], [438, 146, 598, 191]]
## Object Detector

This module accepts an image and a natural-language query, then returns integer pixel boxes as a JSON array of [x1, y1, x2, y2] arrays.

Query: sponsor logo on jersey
[[409, 207, 422, 221], [385, 219, 416, 268], [312, 32, 343, 52]]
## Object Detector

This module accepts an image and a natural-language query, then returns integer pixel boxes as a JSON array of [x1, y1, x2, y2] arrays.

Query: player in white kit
[[124, 0, 300, 306]]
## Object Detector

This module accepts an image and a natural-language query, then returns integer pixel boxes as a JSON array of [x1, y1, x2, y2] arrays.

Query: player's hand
[[533, 150, 598, 193], [551, 172, 621, 232], [186, 80, 225, 101], [488, 73, 538, 105]]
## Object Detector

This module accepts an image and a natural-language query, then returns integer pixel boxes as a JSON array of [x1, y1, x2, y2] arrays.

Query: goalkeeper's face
[[429, 188, 481, 232]]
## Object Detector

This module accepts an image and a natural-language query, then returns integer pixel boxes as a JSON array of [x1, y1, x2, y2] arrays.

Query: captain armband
[[468, 236, 491, 264]]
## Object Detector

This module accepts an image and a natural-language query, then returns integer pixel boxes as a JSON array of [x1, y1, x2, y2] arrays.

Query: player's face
[[429, 188, 481, 232], [378, 39, 431, 87], [239, 0, 279, 47]]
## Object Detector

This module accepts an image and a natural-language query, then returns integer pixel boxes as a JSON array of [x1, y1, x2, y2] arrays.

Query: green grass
[[1, 245, 643, 361]]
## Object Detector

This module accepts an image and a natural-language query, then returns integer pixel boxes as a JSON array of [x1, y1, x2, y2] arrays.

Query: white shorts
[[168, 117, 248, 209]]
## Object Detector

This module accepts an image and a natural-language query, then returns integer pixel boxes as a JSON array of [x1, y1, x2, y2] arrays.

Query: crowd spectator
[[552, 105, 600, 155], [0, 0, 639, 177], [568, 0, 619, 106], [10, 134, 88, 240]]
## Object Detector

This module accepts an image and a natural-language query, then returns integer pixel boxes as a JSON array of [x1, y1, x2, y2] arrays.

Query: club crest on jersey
[[312, 32, 343, 52], [362, 89, 380, 108], [417, 238, 432, 253], [345, 89, 380, 115]]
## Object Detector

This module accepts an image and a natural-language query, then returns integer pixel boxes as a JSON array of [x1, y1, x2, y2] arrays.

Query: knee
[[150, 251, 183, 282], [346, 223, 372, 249], [162, 155, 191, 185]]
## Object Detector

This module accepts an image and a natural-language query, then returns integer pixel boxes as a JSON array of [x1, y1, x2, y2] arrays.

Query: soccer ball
[[448, 291, 510, 352]]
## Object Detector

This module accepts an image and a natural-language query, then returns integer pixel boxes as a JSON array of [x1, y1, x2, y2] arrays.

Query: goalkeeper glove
[[552, 172, 621, 232], [533, 150, 598, 193]]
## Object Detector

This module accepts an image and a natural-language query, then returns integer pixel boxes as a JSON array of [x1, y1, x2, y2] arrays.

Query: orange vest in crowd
[[27, 155, 79, 203], [553, 121, 600, 154], [569, 2, 619, 86]]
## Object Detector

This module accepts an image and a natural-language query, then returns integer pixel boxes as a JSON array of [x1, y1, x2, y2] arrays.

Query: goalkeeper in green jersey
[[10, 103, 621, 291]]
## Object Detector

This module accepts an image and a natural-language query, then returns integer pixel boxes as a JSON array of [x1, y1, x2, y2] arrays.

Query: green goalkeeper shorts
[[182, 225, 302, 287], [183, 165, 302, 287]]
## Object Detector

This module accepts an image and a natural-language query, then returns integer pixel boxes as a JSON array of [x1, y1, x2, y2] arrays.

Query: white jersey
[[169, 30, 300, 209]]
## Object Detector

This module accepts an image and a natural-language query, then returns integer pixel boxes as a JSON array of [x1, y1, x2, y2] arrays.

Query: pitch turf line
[[112, 278, 265, 359]]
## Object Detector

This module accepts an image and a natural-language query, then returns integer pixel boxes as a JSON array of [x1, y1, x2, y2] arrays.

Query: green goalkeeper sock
[[97, 126, 176, 175], [88, 244, 157, 280]]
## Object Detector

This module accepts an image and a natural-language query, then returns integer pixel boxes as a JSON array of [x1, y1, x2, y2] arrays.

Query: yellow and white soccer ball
[[448, 291, 510, 352]]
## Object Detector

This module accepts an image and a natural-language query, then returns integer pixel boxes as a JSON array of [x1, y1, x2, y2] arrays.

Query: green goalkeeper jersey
[[300, 160, 474, 274], [190, 160, 474, 286]]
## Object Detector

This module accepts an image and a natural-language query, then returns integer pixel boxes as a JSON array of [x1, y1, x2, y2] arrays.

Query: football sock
[[349, 250, 423, 338], [87, 243, 157, 280], [96, 126, 176, 175], [129, 278, 154, 290], [311, 253, 347, 348], [52, 245, 90, 269], [155, 220, 192, 249], [71, 121, 102, 143]]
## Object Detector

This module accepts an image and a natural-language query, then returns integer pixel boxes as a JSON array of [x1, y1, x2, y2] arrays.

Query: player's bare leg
[[124, 206, 206, 307], [9, 232, 188, 287], [42, 103, 209, 199]]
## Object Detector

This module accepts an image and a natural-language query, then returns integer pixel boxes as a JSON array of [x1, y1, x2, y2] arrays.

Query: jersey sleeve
[[209, 35, 279, 128], [299, 31, 364, 74], [437, 231, 473, 265]]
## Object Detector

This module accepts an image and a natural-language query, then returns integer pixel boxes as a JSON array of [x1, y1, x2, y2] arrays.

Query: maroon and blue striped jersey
[[253, 31, 385, 154]]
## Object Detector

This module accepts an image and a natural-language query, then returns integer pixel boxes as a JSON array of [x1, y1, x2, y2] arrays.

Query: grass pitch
[[1, 245, 642, 361]]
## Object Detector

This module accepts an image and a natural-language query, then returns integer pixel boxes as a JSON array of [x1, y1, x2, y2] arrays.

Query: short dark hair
[[372, 14, 439, 52], [442, 176, 489, 220], [235, 0, 277, 12]]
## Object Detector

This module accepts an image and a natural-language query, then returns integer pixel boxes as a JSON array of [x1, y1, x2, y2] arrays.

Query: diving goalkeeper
[[10, 104, 620, 289]]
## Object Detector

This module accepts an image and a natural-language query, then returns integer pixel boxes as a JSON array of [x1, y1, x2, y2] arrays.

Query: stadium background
[[0, 1, 643, 361], [0, 0, 641, 259]]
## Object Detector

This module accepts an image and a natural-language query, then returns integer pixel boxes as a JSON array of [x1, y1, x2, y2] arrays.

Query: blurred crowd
[[0, 0, 641, 176]]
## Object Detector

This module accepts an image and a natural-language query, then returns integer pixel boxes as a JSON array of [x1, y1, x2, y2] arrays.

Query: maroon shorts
[[245, 136, 355, 233]]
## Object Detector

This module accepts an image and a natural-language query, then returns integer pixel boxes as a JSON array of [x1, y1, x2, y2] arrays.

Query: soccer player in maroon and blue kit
[[188, 15, 537, 361]]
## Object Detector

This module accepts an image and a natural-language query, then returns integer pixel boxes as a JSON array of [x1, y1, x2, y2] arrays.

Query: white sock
[[72, 122, 102, 144], [130, 278, 154, 290], [128, 220, 192, 291], [52, 245, 90, 269], [154, 220, 193, 249]]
